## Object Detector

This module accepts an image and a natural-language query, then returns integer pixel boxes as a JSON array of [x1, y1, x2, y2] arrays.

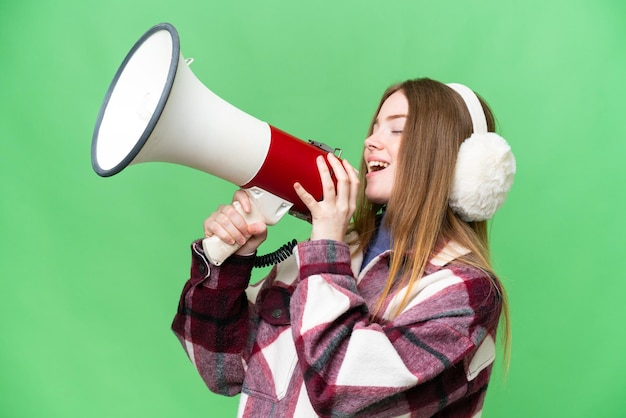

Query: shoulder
[[447, 262, 502, 303], [386, 261, 502, 335], [426, 240, 503, 318], [444, 262, 503, 331]]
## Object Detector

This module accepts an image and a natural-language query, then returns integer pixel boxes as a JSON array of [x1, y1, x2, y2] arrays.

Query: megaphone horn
[[91, 23, 342, 265]]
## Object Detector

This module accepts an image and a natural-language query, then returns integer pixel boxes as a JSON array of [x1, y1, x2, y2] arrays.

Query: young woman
[[172, 78, 515, 417]]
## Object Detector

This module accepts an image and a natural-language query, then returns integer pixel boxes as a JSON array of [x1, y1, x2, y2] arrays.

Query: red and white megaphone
[[92, 23, 342, 265]]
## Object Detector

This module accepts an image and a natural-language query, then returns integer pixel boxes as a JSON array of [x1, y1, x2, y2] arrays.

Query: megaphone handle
[[202, 187, 293, 266], [201, 200, 264, 266]]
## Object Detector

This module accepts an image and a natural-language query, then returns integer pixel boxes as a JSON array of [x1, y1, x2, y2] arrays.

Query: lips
[[367, 160, 389, 173]]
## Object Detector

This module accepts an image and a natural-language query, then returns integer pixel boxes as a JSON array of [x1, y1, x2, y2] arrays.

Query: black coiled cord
[[253, 239, 298, 268]]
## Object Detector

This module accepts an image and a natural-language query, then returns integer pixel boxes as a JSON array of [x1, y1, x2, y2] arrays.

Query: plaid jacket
[[172, 238, 502, 417]]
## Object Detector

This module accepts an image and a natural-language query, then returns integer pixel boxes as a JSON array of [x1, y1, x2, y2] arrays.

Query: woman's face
[[364, 90, 408, 205]]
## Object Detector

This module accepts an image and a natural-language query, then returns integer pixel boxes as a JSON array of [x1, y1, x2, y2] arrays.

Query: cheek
[[387, 166, 397, 187], [389, 142, 402, 161]]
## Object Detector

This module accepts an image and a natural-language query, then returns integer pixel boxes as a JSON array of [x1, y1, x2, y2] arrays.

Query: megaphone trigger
[[308, 140, 343, 159]]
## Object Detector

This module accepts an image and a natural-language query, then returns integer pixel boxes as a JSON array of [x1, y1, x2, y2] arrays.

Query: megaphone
[[92, 22, 342, 265]]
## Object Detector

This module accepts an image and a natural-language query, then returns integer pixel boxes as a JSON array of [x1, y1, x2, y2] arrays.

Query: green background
[[1, 0, 624, 417]]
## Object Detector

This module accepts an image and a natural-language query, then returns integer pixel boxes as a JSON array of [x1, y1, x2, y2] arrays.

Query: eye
[[389, 120, 406, 135]]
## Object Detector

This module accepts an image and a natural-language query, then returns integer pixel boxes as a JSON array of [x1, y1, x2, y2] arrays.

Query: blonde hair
[[349, 78, 511, 366]]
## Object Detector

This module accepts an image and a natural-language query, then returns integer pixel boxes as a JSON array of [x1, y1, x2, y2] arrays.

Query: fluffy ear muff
[[447, 83, 516, 222]]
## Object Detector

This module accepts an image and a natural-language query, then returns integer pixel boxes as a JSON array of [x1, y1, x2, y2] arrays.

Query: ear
[[449, 132, 516, 222], [446, 83, 516, 221]]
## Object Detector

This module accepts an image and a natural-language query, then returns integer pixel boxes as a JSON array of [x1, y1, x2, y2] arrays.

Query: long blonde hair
[[350, 78, 511, 366]]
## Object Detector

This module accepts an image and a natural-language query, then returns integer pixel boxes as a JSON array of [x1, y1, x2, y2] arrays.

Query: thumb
[[247, 222, 267, 236]]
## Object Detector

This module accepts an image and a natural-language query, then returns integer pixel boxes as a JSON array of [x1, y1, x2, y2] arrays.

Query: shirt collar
[[429, 240, 471, 268]]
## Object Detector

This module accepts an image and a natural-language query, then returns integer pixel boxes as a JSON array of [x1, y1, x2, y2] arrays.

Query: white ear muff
[[446, 83, 516, 222]]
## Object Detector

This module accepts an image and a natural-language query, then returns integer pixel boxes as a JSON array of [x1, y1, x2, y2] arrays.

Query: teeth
[[368, 161, 389, 171]]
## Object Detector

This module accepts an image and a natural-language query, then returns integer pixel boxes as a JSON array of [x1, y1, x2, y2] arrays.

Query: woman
[[172, 78, 515, 417]]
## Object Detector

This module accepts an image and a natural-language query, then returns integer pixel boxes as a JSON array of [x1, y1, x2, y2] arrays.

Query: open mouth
[[368, 161, 389, 173]]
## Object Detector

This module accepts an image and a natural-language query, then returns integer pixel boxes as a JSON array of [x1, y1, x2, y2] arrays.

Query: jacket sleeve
[[290, 239, 501, 417], [171, 240, 256, 396]]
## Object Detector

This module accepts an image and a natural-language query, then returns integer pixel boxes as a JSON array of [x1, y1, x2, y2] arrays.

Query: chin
[[365, 191, 390, 205]]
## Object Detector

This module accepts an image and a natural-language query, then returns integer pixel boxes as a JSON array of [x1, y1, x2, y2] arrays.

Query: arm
[[171, 241, 256, 396], [293, 153, 498, 414], [290, 239, 501, 416], [171, 189, 270, 395]]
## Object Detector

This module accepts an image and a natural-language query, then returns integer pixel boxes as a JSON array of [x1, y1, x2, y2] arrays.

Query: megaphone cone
[[92, 23, 342, 265]]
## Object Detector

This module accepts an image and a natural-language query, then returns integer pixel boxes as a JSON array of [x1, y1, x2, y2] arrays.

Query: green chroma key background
[[1, 0, 624, 416]]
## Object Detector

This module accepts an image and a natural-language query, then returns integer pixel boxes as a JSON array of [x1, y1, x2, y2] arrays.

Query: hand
[[203, 189, 268, 255], [294, 153, 359, 242]]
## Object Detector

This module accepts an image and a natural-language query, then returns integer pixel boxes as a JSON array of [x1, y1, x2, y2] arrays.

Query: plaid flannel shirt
[[172, 238, 502, 417]]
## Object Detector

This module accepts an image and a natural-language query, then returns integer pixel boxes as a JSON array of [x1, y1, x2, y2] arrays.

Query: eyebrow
[[374, 114, 408, 124]]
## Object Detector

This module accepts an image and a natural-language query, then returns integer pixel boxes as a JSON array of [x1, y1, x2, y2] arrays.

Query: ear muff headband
[[447, 83, 488, 134], [446, 83, 516, 222]]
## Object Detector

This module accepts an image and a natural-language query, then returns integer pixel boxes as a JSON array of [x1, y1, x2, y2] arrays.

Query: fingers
[[326, 154, 355, 205], [318, 154, 338, 202], [344, 158, 360, 213], [293, 155, 335, 214], [293, 181, 317, 209], [322, 153, 359, 207], [203, 202, 251, 246], [232, 189, 252, 213], [204, 187, 254, 246], [294, 153, 359, 221]]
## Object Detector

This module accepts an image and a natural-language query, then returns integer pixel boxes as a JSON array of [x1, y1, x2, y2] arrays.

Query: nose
[[364, 132, 382, 150]]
